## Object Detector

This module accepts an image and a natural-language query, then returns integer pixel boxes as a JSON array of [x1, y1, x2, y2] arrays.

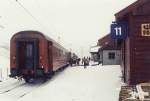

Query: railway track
[[0, 83, 26, 94], [0, 78, 44, 100], [3, 83, 42, 100], [0, 79, 26, 94]]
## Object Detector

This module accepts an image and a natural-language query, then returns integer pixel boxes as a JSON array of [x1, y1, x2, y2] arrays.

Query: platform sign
[[111, 21, 128, 39]]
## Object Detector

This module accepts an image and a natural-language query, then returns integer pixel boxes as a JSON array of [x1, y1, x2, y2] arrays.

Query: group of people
[[82, 57, 90, 68], [69, 58, 80, 66], [69, 56, 91, 68]]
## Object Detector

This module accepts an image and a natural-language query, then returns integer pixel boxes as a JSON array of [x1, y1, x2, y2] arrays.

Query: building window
[[108, 52, 115, 59]]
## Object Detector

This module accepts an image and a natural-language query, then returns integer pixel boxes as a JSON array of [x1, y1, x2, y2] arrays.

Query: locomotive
[[10, 31, 70, 82]]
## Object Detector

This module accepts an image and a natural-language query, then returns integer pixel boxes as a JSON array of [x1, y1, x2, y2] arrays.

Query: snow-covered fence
[[0, 68, 10, 81]]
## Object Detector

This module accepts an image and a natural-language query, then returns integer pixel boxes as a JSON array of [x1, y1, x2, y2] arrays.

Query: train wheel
[[24, 76, 35, 83], [44, 72, 54, 80], [42, 77, 47, 82]]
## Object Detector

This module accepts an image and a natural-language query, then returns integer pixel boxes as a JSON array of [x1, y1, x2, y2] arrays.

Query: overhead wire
[[32, 0, 58, 36], [0, 25, 5, 29], [6, 0, 44, 30], [16, 0, 64, 43], [6, 0, 68, 47], [15, 0, 52, 33], [33, 0, 68, 47]]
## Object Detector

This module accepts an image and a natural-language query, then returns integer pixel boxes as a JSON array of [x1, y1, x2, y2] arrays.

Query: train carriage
[[10, 30, 69, 82]]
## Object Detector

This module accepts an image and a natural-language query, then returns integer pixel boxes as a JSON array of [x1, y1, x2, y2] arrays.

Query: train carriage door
[[16, 40, 38, 73], [48, 42, 53, 71], [25, 41, 38, 71], [16, 41, 26, 74], [33, 41, 38, 72], [25, 42, 34, 69]]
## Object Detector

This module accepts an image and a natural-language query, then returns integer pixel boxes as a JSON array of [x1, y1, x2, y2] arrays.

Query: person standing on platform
[[83, 57, 88, 69], [77, 58, 81, 66]]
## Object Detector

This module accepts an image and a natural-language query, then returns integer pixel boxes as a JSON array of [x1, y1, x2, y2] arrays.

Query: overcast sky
[[0, 0, 136, 57]]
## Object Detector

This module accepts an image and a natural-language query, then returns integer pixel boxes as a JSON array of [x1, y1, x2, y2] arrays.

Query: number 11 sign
[[110, 21, 128, 39]]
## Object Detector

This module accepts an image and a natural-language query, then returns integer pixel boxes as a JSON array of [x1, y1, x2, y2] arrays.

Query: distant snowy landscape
[[0, 62, 122, 101]]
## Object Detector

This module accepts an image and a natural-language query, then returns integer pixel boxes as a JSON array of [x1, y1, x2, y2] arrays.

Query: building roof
[[115, 0, 150, 19], [97, 34, 110, 46], [97, 34, 120, 51], [12, 30, 69, 52]]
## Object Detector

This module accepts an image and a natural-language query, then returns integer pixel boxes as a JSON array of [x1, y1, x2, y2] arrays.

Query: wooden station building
[[97, 34, 120, 65], [115, 0, 150, 84]]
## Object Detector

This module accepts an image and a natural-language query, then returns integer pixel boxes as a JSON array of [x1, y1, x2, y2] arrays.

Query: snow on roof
[[90, 46, 101, 53]]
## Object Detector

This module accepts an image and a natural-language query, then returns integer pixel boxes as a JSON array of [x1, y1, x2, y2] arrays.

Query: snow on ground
[[12, 64, 122, 101]]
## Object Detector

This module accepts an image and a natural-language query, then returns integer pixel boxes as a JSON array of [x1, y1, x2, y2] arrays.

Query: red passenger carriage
[[10, 31, 70, 82]]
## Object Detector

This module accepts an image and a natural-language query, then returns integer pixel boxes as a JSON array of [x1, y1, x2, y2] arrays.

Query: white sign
[[114, 27, 122, 36], [141, 23, 150, 36]]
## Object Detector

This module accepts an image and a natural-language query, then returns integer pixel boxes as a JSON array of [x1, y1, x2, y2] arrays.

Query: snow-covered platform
[[0, 64, 122, 101]]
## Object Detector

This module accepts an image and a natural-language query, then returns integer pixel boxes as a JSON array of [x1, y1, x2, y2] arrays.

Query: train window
[[57, 49, 60, 57], [59, 50, 62, 56], [26, 44, 33, 58], [63, 51, 65, 55], [61, 50, 63, 56]]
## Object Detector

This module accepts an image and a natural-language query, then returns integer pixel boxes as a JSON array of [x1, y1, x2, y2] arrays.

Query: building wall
[[99, 51, 102, 63], [91, 52, 99, 62], [129, 15, 150, 84], [117, 1, 150, 85], [102, 50, 120, 65]]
